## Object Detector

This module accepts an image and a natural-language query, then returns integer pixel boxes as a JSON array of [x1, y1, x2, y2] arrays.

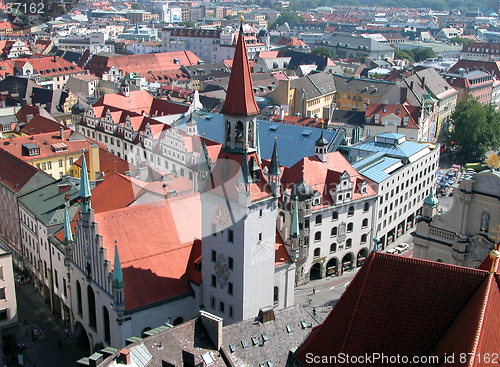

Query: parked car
[[395, 243, 410, 253], [386, 248, 398, 254]]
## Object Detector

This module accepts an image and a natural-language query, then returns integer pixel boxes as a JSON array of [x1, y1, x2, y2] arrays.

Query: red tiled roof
[[275, 230, 290, 266], [16, 104, 56, 123], [365, 102, 420, 129], [294, 252, 495, 366], [281, 153, 377, 209], [0, 148, 42, 192], [95, 204, 196, 311], [258, 51, 279, 58], [0, 130, 92, 162], [90, 173, 147, 213], [19, 55, 84, 77], [74, 148, 137, 181], [20, 115, 62, 135], [85, 51, 202, 77], [220, 26, 259, 116]]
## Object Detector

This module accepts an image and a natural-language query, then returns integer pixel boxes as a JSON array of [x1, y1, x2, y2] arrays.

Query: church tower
[[200, 17, 293, 324]]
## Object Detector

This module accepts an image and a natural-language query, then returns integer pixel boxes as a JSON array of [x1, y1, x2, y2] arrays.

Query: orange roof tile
[[220, 26, 259, 116], [275, 230, 290, 266], [294, 253, 496, 366], [95, 204, 195, 311]]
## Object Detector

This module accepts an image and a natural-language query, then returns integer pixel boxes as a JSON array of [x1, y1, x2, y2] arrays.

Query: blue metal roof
[[355, 156, 403, 183], [175, 114, 337, 168], [378, 132, 405, 140], [351, 140, 428, 159]]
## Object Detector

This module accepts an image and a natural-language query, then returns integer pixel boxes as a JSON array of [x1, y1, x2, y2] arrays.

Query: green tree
[[450, 36, 474, 48], [394, 49, 414, 62], [270, 9, 305, 29], [411, 47, 436, 62], [446, 97, 500, 162], [179, 21, 195, 28], [311, 47, 334, 59], [130, 3, 142, 9]]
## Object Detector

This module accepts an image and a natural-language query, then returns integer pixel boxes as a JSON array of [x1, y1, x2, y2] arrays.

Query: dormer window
[[22, 143, 39, 156]]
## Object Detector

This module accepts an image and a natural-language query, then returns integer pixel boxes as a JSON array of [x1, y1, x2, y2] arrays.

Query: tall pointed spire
[[269, 140, 281, 176], [63, 204, 73, 245], [112, 244, 124, 290], [291, 197, 299, 238], [80, 151, 92, 214], [220, 18, 259, 116]]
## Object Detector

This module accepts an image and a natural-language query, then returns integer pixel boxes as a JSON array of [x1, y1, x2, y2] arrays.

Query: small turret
[[112, 243, 125, 318], [79, 152, 92, 215], [268, 140, 281, 197], [120, 79, 130, 98], [422, 189, 439, 219], [186, 112, 198, 136], [238, 150, 252, 206], [315, 129, 328, 163], [63, 203, 73, 267]]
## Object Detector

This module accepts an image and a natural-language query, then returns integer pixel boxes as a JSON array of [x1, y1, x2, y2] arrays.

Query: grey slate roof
[[220, 305, 318, 367], [331, 73, 394, 96], [324, 34, 394, 52], [290, 71, 336, 101]]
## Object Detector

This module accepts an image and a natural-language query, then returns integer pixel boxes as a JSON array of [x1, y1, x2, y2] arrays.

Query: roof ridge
[[468, 273, 494, 366]]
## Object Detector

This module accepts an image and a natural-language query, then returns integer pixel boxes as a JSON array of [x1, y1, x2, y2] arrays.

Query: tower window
[[228, 230, 234, 243], [348, 206, 354, 216], [313, 247, 321, 257], [314, 232, 321, 242], [212, 250, 216, 262], [347, 223, 353, 232], [315, 215, 322, 225]]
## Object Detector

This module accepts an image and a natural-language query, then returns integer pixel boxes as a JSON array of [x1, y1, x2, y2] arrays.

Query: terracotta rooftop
[[0, 148, 45, 192], [95, 203, 198, 311], [0, 130, 92, 162], [294, 252, 500, 366], [19, 115, 63, 135], [73, 148, 137, 182]]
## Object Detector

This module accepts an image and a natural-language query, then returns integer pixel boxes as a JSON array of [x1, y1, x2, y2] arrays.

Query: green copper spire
[[423, 189, 439, 207], [291, 197, 299, 238], [63, 204, 73, 245], [79, 152, 91, 214], [256, 123, 261, 163], [269, 140, 281, 176], [112, 243, 124, 290]]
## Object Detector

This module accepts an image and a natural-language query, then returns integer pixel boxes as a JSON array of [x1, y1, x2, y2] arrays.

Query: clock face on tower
[[214, 204, 229, 226]]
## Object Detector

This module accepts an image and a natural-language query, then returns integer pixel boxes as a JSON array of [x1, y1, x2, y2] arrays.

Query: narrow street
[[294, 232, 415, 324], [6, 280, 87, 367]]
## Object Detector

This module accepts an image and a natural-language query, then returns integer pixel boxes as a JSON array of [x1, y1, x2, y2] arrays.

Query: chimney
[[258, 306, 275, 323], [400, 86, 408, 102], [88, 144, 100, 182], [88, 353, 104, 367], [118, 348, 131, 365], [199, 311, 223, 350], [279, 107, 285, 120], [421, 77, 426, 89], [59, 126, 64, 140], [53, 55, 57, 63]]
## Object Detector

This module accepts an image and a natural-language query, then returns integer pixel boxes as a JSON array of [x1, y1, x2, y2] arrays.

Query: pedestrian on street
[[307, 297, 312, 305], [58, 340, 62, 349], [313, 307, 316, 316], [312, 287, 316, 295]]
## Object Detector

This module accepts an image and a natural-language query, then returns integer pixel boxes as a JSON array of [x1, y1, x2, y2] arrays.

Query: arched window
[[235, 121, 244, 141], [347, 223, 353, 232], [364, 202, 369, 212], [331, 227, 338, 236], [361, 234, 367, 243], [346, 239, 352, 248], [348, 206, 354, 216], [436, 258, 444, 263], [273, 286, 279, 305], [313, 247, 321, 257], [332, 211, 338, 220], [315, 215, 322, 225], [141, 327, 152, 338], [174, 317, 184, 326], [103, 306, 110, 344], [330, 243, 337, 252], [225, 120, 231, 141], [76, 281, 82, 316], [362, 218, 368, 228], [87, 285, 97, 330], [314, 232, 321, 242]]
